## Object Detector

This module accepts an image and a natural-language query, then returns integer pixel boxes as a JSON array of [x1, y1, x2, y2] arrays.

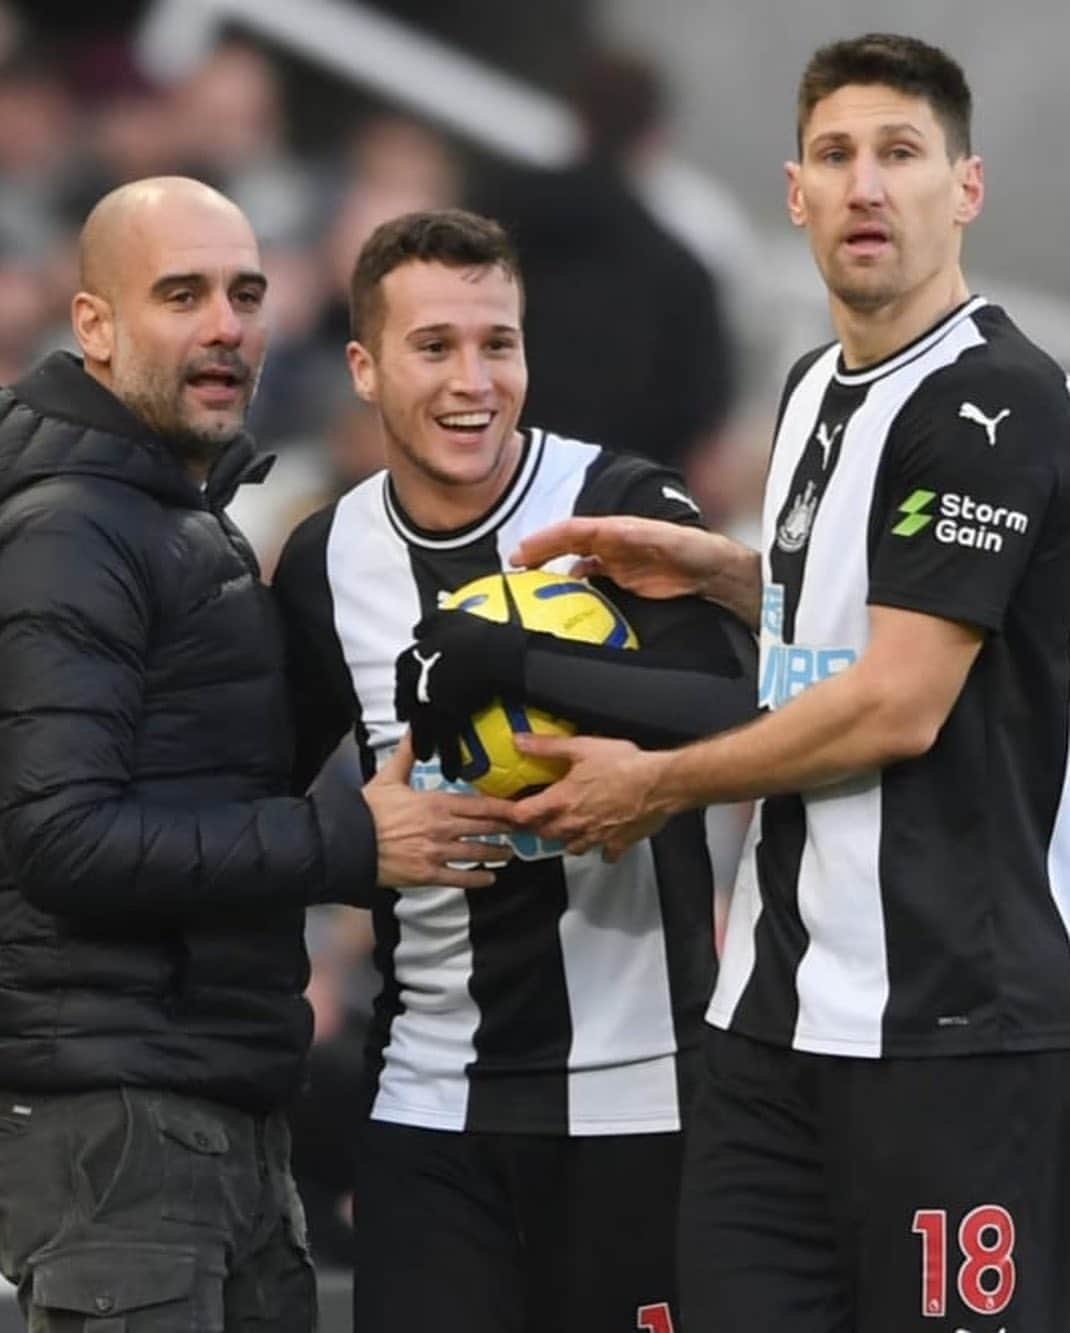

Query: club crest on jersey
[[776, 480, 818, 553]]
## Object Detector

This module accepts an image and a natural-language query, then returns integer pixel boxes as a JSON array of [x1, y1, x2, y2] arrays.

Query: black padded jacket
[[0, 353, 377, 1111]]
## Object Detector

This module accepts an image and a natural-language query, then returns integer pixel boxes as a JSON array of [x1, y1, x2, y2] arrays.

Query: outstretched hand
[[510, 733, 673, 860], [510, 516, 760, 629], [510, 515, 716, 598], [363, 734, 517, 889]]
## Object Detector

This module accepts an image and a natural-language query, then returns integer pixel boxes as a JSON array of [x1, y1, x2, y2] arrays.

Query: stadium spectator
[[272, 207, 757, 1333], [0, 177, 513, 1331], [509, 33, 1070, 1332], [169, 39, 317, 247], [470, 49, 739, 474]]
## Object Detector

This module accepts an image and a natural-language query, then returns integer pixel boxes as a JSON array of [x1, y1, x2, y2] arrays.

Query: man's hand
[[510, 516, 761, 630], [363, 735, 517, 889], [510, 734, 672, 860], [394, 611, 527, 780]]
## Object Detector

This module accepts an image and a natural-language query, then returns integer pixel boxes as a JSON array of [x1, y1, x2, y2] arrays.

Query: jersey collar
[[383, 428, 545, 550], [833, 295, 988, 387]]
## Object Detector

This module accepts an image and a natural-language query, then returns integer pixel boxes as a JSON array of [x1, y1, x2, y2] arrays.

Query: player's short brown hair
[[797, 33, 972, 160], [349, 208, 523, 348]]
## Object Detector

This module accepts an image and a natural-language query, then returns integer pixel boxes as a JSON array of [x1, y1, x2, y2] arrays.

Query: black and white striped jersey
[[277, 429, 740, 1134], [709, 298, 1070, 1058]]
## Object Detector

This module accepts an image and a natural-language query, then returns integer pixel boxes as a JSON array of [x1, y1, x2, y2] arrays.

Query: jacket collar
[[6, 352, 273, 509]]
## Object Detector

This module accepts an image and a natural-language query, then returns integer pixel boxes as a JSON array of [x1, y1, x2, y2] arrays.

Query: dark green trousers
[[0, 1088, 316, 1332]]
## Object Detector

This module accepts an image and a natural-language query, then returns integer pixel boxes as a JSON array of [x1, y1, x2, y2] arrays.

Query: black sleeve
[[524, 457, 758, 745], [868, 362, 1060, 631], [273, 505, 365, 792], [0, 509, 377, 918], [524, 606, 757, 747]]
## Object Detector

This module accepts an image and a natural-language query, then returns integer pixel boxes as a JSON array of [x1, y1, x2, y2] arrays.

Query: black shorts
[[353, 1120, 684, 1333], [679, 1025, 1070, 1332]]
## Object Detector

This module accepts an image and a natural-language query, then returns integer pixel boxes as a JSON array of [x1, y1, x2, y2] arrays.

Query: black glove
[[394, 610, 528, 780]]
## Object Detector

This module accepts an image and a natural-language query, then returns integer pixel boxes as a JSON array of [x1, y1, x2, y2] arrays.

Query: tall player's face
[[786, 84, 983, 317], [348, 260, 527, 516]]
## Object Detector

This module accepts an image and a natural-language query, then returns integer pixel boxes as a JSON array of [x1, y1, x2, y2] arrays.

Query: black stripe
[[769, 379, 867, 643], [650, 812, 716, 1118], [730, 794, 808, 1044], [465, 857, 572, 1132], [409, 536, 503, 616], [361, 892, 404, 1117]]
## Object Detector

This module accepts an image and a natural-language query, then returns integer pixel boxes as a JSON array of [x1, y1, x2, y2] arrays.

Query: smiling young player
[[272, 209, 756, 1333]]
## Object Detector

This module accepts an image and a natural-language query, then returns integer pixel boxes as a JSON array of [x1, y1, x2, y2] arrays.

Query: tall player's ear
[[953, 154, 984, 227], [785, 161, 806, 228], [347, 340, 378, 404]]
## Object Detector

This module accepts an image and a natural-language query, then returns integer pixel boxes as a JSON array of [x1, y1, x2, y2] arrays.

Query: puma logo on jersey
[[661, 484, 700, 513], [959, 401, 1010, 445], [412, 649, 442, 704], [815, 421, 843, 469]]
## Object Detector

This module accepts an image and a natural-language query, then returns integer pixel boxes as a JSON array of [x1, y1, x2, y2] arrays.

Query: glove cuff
[[486, 619, 529, 695]]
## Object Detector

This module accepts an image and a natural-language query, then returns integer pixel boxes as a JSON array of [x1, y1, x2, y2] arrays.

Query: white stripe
[[328, 490, 484, 1128], [495, 432, 601, 574], [559, 842, 682, 1133], [370, 883, 479, 1131], [706, 805, 764, 1027], [793, 778, 885, 1054], [1045, 707, 1070, 943], [328, 478, 421, 753]]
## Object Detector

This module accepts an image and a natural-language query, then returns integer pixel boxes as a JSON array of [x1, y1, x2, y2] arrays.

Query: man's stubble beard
[[120, 362, 257, 470]]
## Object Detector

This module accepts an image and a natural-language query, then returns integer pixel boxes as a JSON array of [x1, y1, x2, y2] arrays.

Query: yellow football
[[441, 569, 638, 798]]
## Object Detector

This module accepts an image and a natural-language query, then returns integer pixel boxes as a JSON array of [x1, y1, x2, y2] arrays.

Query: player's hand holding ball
[[394, 610, 527, 781], [394, 570, 637, 798]]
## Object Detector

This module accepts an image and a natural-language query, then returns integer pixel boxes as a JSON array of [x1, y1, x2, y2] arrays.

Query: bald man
[[0, 178, 511, 1331]]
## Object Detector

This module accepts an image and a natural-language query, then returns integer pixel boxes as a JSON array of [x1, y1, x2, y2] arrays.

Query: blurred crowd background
[[1, 0, 1067, 1281]]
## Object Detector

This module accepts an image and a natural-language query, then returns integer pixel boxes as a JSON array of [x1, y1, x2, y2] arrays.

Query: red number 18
[[912, 1206, 1016, 1318]]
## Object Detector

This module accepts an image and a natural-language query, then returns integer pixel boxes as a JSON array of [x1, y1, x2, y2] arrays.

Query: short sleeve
[[578, 451, 708, 530], [868, 370, 1059, 631]]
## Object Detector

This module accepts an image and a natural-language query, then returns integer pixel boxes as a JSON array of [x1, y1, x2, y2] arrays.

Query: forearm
[[699, 541, 761, 632], [524, 642, 757, 747], [651, 659, 924, 813]]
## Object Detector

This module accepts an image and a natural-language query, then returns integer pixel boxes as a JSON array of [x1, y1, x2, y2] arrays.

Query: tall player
[[508, 33, 1070, 1333], [272, 209, 757, 1333]]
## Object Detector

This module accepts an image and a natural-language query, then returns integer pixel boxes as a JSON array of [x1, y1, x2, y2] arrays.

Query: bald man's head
[[78, 177, 252, 300], [71, 176, 269, 474]]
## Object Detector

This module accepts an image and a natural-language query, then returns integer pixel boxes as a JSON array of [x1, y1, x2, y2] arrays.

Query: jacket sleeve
[[0, 508, 378, 917]]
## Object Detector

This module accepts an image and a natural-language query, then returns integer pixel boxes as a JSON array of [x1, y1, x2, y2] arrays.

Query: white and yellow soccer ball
[[440, 569, 638, 799]]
